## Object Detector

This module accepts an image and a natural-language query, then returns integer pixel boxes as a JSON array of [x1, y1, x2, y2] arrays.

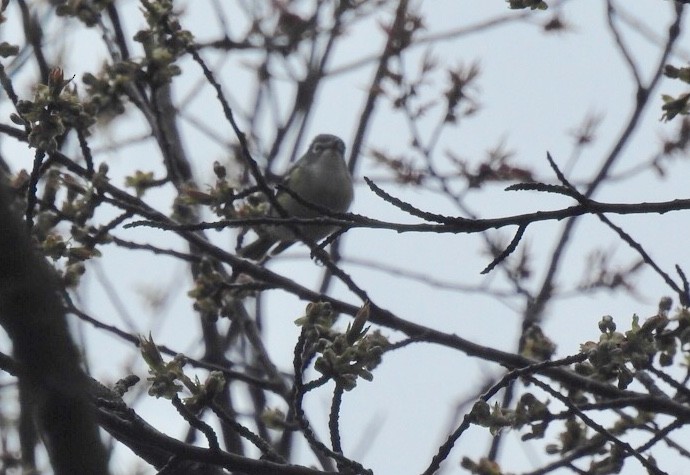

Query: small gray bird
[[239, 134, 354, 259]]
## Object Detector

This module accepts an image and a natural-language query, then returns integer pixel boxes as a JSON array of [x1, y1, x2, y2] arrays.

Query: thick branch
[[0, 180, 109, 474]]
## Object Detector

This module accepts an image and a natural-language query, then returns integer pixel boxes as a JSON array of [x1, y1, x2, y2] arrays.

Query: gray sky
[[2, 1, 690, 474]]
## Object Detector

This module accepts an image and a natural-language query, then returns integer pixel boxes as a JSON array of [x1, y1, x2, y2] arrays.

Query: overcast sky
[[2, 1, 690, 474]]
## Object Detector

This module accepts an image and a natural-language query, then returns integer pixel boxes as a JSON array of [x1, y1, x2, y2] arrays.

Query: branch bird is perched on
[[239, 134, 354, 259]]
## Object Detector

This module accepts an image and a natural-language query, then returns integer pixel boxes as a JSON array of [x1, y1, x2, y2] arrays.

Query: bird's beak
[[326, 142, 344, 154]]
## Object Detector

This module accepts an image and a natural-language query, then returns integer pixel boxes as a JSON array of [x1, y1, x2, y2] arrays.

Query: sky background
[[2, 1, 690, 474]]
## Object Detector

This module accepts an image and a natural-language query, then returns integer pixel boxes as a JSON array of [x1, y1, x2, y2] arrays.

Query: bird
[[239, 134, 354, 259]]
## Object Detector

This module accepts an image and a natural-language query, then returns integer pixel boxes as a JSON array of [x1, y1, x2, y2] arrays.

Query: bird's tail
[[238, 237, 276, 260]]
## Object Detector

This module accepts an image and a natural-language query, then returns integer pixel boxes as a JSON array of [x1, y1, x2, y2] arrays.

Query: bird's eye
[[312, 143, 323, 154]]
